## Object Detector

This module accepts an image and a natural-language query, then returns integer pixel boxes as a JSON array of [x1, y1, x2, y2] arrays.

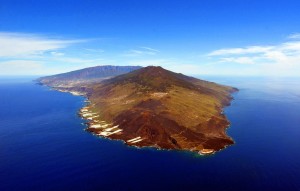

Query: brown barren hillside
[[78, 66, 238, 154], [38, 66, 237, 154]]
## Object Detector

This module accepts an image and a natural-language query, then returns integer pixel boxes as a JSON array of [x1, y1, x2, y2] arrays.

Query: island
[[38, 65, 238, 155]]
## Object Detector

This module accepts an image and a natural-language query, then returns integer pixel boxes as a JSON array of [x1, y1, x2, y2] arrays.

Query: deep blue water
[[0, 76, 300, 191]]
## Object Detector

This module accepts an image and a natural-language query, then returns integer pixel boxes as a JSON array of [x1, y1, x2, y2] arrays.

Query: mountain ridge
[[37, 65, 142, 87]]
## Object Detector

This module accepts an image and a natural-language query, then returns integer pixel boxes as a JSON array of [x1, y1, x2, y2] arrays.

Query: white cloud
[[220, 57, 256, 64], [84, 48, 104, 53], [123, 47, 159, 57], [139, 47, 160, 52], [288, 33, 300, 39], [208, 46, 274, 56], [50, 51, 65, 56], [0, 32, 111, 75], [209, 41, 300, 64], [263, 51, 287, 62], [207, 37, 300, 76], [281, 41, 300, 53], [0, 32, 84, 58]]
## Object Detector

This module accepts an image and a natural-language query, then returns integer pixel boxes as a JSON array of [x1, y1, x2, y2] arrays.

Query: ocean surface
[[0, 76, 300, 191]]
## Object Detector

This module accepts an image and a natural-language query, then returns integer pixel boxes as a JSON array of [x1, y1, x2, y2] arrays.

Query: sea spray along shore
[[38, 65, 238, 155], [79, 104, 215, 155], [80, 105, 124, 138], [79, 97, 214, 155], [79, 97, 230, 155]]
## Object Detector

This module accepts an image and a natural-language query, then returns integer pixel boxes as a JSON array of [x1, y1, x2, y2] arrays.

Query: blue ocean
[[0, 76, 300, 191]]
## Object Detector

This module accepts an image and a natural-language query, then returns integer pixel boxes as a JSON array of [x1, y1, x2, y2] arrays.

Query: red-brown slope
[[86, 66, 237, 153]]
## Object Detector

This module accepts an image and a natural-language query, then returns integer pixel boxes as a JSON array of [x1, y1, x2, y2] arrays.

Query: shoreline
[[78, 97, 233, 156], [42, 84, 236, 156]]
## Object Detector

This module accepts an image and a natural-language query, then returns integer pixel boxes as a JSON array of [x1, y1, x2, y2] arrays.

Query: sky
[[1, 0, 300, 76]]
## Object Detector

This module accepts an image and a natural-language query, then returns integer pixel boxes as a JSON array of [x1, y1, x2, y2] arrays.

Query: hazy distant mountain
[[37, 65, 142, 87]]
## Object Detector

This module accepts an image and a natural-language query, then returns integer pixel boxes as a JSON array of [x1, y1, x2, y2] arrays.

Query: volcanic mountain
[[38, 66, 237, 154], [37, 65, 141, 88], [76, 66, 238, 154]]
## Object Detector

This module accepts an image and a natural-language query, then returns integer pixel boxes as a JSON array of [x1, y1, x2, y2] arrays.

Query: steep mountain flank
[[83, 66, 238, 154]]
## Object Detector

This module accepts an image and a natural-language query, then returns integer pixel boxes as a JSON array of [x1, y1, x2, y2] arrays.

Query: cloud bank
[[0, 32, 84, 58], [0, 32, 105, 75], [207, 35, 300, 76], [1, 31, 300, 77]]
